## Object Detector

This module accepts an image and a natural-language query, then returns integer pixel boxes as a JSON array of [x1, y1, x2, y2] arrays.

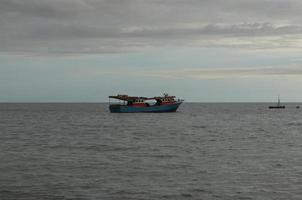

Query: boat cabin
[[129, 98, 147, 107], [109, 93, 178, 107]]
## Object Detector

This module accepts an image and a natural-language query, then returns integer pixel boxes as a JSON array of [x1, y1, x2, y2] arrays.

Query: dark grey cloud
[[0, 0, 89, 18], [1, 0, 302, 54]]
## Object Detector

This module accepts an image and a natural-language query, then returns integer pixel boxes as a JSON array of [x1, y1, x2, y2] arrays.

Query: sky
[[1, 0, 302, 102]]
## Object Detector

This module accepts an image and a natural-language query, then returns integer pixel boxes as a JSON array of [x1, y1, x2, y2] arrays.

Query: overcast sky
[[1, 0, 302, 102]]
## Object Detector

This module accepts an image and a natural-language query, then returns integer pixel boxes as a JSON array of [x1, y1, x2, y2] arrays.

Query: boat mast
[[278, 95, 280, 106]]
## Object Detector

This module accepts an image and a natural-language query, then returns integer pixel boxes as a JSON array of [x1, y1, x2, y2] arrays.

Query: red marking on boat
[[132, 103, 146, 107]]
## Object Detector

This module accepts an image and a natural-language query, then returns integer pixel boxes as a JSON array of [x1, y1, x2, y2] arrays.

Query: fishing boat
[[109, 93, 183, 113], [269, 96, 285, 109]]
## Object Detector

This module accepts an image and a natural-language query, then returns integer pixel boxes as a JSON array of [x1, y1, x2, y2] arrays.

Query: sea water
[[1, 103, 302, 200]]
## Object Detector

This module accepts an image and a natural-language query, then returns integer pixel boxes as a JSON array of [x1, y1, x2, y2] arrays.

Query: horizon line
[[1, 101, 302, 104]]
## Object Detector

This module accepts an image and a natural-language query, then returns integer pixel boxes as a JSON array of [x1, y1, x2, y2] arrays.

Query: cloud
[[70, 64, 302, 80], [121, 23, 302, 38], [1, 0, 302, 54], [0, 0, 90, 18], [169, 65, 302, 79]]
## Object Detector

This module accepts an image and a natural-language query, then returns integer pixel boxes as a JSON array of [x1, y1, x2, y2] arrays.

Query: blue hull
[[109, 102, 182, 113]]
